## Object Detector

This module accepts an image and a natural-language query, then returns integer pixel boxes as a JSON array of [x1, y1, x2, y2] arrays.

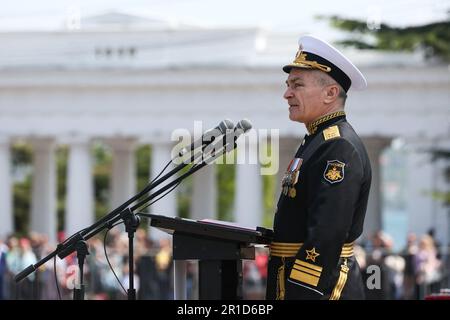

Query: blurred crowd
[[357, 230, 448, 300], [0, 228, 173, 300], [242, 230, 449, 300], [0, 228, 448, 300]]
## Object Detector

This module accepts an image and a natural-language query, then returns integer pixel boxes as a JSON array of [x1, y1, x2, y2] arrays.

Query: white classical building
[[0, 13, 448, 247]]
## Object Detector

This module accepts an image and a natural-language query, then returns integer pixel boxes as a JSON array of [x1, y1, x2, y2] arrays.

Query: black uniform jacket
[[266, 111, 372, 300]]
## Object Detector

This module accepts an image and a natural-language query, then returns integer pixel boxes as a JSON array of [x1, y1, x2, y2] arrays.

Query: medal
[[291, 158, 303, 186], [289, 187, 297, 198], [282, 158, 303, 198], [292, 170, 300, 185]]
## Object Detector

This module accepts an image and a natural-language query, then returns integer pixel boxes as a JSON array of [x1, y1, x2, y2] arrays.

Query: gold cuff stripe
[[271, 242, 304, 247], [341, 242, 354, 257], [290, 269, 320, 287], [295, 259, 323, 272], [271, 247, 301, 251], [270, 242, 303, 257], [293, 265, 322, 277], [271, 252, 299, 257], [270, 241, 354, 258], [271, 249, 300, 254]]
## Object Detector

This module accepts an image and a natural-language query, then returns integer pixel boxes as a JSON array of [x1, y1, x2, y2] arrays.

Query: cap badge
[[292, 45, 332, 73]]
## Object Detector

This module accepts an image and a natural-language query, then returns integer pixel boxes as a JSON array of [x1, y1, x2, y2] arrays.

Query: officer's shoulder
[[318, 124, 359, 152], [320, 124, 355, 143], [316, 123, 369, 169]]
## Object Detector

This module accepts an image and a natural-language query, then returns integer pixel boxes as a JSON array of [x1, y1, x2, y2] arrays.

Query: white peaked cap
[[283, 35, 367, 92]]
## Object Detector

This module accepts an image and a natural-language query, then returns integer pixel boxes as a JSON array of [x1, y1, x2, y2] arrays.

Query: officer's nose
[[283, 86, 293, 100]]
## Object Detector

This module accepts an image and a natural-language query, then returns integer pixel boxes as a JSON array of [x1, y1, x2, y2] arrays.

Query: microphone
[[226, 118, 252, 150], [203, 119, 252, 161], [235, 118, 252, 133], [178, 119, 234, 157], [225, 118, 252, 147], [130, 119, 253, 213]]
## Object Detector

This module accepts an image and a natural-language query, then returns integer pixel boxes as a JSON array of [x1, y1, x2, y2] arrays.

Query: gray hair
[[313, 71, 347, 106]]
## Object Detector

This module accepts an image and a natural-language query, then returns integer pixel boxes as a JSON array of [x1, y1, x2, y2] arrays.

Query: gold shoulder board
[[323, 125, 340, 140]]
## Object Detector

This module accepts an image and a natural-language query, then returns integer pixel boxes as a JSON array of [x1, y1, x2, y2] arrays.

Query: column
[[65, 137, 94, 237], [149, 142, 177, 240], [363, 137, 391, 240], [109, 138, 136, 209], [234, 139, 263, 228], [190, 164, 217, 220], [0, 137, 13, 239], [30, 138, 57, 244]]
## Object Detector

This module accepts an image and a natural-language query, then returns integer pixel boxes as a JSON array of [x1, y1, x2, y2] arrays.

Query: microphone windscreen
[[219, 119, 234, 134], [236, 119, 252, 133]]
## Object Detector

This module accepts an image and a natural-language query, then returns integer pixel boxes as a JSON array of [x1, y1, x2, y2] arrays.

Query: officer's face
[[283, 69, 326, 124]]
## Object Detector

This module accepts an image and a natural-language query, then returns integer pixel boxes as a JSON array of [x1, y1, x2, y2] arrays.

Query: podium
[[146, 213, 273, 300]]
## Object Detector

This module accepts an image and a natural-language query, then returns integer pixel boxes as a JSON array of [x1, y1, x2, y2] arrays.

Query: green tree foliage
[[92, 142, 111, 221], [261, 142, 276, 228], [217, 161, 236, 221], [321, 15, 450, 62], [215, 145, 277, 227], [56, 146, 68, 232], [12, 143, 32, 236], [177, 161, 236, 221], [134, 144, 154, 226], [425, 148, 450, 207], [177, 166, 193, 219], [136, 145, 151, 193]]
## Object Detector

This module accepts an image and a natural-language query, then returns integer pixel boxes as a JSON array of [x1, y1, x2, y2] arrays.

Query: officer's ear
[[323, 83, 340, 105]]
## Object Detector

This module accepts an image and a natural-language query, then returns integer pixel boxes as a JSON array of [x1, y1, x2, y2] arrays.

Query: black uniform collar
[[306, 110, 346, 135]]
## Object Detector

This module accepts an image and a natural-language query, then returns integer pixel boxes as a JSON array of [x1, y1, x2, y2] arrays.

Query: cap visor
[[283, 63, 313, 73]]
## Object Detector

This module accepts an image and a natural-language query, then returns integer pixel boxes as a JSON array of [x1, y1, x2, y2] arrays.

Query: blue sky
[[0, 0, 448, 32]]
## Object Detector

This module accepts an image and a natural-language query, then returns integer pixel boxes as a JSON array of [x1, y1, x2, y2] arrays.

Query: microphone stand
[[73, 239, 89, 300], [122, 208, 140, 300], [14, 131, 236, 300]]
